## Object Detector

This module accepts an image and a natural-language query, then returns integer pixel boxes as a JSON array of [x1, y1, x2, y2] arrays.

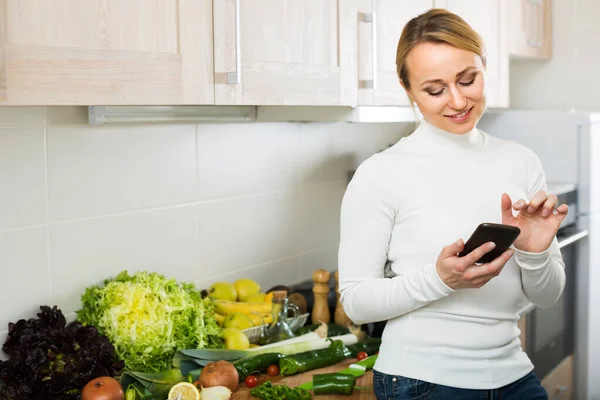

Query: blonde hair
[[396, 8, 486, 94]]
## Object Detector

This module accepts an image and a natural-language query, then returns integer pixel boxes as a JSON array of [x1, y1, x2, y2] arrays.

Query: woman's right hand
[[436, 239, 515, 290]]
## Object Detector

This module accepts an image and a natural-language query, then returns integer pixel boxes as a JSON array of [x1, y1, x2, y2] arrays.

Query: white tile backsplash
[[0, 128, 48, 229], [46, 124, 197, 221], [196, 190, 305, 274], [0, 226, 50, 330], [196, 255, 307, 294], [302, 247, 339, 273], [300, 122, 358, 184], [301, 181, 347, 250], [0, 107, 46, 126], [0, 106, 411, 332], [197, 122, 303, 199], [50, 205, 197, 314]]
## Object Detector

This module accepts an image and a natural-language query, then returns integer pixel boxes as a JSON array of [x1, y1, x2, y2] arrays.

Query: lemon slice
[[168, 382, 200, 400]]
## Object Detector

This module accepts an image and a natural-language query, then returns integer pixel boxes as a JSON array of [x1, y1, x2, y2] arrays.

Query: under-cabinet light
[[88, 105, 257, 125]]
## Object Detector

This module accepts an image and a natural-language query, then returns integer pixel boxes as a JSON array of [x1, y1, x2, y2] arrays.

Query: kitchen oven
[[522, 184, 589, 381]]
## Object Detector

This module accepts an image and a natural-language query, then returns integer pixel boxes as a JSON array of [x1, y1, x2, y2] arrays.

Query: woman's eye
[[427, 88, 445, 97], [459, 78, 475, 87]]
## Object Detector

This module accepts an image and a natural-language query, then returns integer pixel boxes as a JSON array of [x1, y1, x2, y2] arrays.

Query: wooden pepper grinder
[[334, 270, 353, 327], [311, 269, 331, 324]]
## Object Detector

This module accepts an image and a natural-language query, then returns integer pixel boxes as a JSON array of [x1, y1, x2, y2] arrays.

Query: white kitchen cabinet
[[509, 0, 552, 60], [434, 0, 510, 108], [213, 0, 358, 106], [357, 0, 434, 106], [0, 0, 214, 106]]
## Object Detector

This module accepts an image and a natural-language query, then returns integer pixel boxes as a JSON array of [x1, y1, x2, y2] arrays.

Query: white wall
[[509, 0, 600, 111], [0, 106, 413, 352]]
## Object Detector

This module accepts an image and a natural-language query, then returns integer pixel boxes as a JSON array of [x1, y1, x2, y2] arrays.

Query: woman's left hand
[[501, 191, 569, 253]]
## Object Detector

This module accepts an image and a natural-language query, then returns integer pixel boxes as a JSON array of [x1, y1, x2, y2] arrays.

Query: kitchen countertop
[[231, 358, 376, 399]]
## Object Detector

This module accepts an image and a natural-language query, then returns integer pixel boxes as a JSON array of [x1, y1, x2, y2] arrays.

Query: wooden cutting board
[[231, 358, 376, 399]]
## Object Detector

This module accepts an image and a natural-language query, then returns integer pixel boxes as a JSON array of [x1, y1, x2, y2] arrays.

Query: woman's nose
[[448, 87, 467, 110]]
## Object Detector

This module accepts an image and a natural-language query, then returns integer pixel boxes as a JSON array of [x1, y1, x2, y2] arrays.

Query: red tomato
[[244, 375, 258, 388], [267, 364, 280, 376], [356, 351, 368, 361]]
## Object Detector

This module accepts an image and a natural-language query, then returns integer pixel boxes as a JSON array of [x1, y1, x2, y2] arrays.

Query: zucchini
[[279, 340, 350, 376], [346, 338, 381, 357], [232, 353, 286, 380]]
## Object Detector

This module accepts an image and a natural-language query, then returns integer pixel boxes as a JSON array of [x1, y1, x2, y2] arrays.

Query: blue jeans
[[373, 370, 548, 400]]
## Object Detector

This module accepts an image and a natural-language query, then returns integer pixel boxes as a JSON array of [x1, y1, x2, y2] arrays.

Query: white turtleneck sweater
[[338, 119, 566, 390]]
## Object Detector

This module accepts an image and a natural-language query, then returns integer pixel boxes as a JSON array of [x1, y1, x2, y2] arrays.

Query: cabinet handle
[[358, 12, 377, 90], [553, 384, 568, 399], [558, 230, 589, 249], [227, 0, 242, 84]]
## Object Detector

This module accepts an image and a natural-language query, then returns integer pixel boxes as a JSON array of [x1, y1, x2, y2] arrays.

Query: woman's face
[[403, 42, 486, 135]]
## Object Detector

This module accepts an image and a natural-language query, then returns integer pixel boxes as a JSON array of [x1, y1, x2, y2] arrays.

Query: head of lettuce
[[76, 271, 224, 373]]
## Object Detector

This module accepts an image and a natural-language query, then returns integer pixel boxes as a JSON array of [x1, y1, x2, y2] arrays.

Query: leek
[[174, 324, 365, 366]]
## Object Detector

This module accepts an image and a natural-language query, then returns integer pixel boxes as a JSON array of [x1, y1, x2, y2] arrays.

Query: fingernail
[[488, 242, 496, 249], [508, 249, 514, 256], [527, 207, 534, 213], [542, 209, 549, 217]]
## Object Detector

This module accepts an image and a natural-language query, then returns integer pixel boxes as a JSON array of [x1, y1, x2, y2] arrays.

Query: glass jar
[[259, 291, 301, 345]]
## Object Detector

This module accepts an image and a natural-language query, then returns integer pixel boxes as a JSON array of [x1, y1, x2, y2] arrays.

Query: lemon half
[[168, 382, 200, 400]]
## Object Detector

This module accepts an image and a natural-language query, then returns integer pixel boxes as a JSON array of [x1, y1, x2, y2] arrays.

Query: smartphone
[[458, 223, 521, 264]]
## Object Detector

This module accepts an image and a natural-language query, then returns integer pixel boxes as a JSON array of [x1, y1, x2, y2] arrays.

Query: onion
[[200, 386, 233, 400], [198, 360, 239, 392], [81, 376, 124, 400]]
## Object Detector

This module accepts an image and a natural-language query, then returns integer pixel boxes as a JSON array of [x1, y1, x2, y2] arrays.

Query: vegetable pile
[[76, 271, 223, 373], [0, 305, 123, 400]]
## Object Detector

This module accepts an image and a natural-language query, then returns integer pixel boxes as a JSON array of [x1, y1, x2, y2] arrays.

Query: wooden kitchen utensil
[[334, 270, 353, 327], [312, 269, 331, 324]]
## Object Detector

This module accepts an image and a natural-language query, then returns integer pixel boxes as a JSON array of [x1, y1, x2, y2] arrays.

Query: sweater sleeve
[[337, 155, 454, 325], [516, 151, 566, 309]]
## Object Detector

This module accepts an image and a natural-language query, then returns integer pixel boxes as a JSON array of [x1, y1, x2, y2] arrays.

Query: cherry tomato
[[356, 351, 368, 361], [245, 375, 258, 388], [267, 364, 280, 376]]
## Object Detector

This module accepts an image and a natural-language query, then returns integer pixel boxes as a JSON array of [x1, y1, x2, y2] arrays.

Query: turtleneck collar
[[408, 118, 485, 154]]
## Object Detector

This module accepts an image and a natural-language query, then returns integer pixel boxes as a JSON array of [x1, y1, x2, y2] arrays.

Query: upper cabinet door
[[358, 0, 434, 106], [509, 0, 552, 60], [214, 0, 357, 106], [0, 0, 214, 106], [435, 0, 509, 108]]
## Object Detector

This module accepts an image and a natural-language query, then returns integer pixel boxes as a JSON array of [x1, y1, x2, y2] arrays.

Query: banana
[[213, 299, 273, 316], [214, 313, 226, 326], [247, 312, 274, 326], [264, 292, 274, 303]]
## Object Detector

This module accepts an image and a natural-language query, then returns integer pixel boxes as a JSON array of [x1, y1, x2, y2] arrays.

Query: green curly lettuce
[[76, 271, 223, 372]]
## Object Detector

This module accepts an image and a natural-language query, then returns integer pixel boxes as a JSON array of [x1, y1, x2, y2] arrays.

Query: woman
[[338, 8, 567, 400]]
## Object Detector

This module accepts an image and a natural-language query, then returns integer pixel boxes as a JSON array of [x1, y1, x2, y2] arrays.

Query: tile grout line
[[198, 244, 339, 281], [43, 108, 53, 306], [44, 179, 348, 226], [194, 123, 201, 274]]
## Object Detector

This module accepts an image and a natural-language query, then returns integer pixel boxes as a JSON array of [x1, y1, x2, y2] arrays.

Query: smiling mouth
[[445, 106, 474, 119]]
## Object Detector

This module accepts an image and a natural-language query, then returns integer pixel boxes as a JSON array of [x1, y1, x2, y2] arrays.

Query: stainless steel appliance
[[480, 110, 600, 399], [519, 184, 589, 381]]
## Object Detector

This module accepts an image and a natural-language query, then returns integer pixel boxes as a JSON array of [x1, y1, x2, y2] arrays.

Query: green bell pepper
[[312, 372, 357, 396]]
